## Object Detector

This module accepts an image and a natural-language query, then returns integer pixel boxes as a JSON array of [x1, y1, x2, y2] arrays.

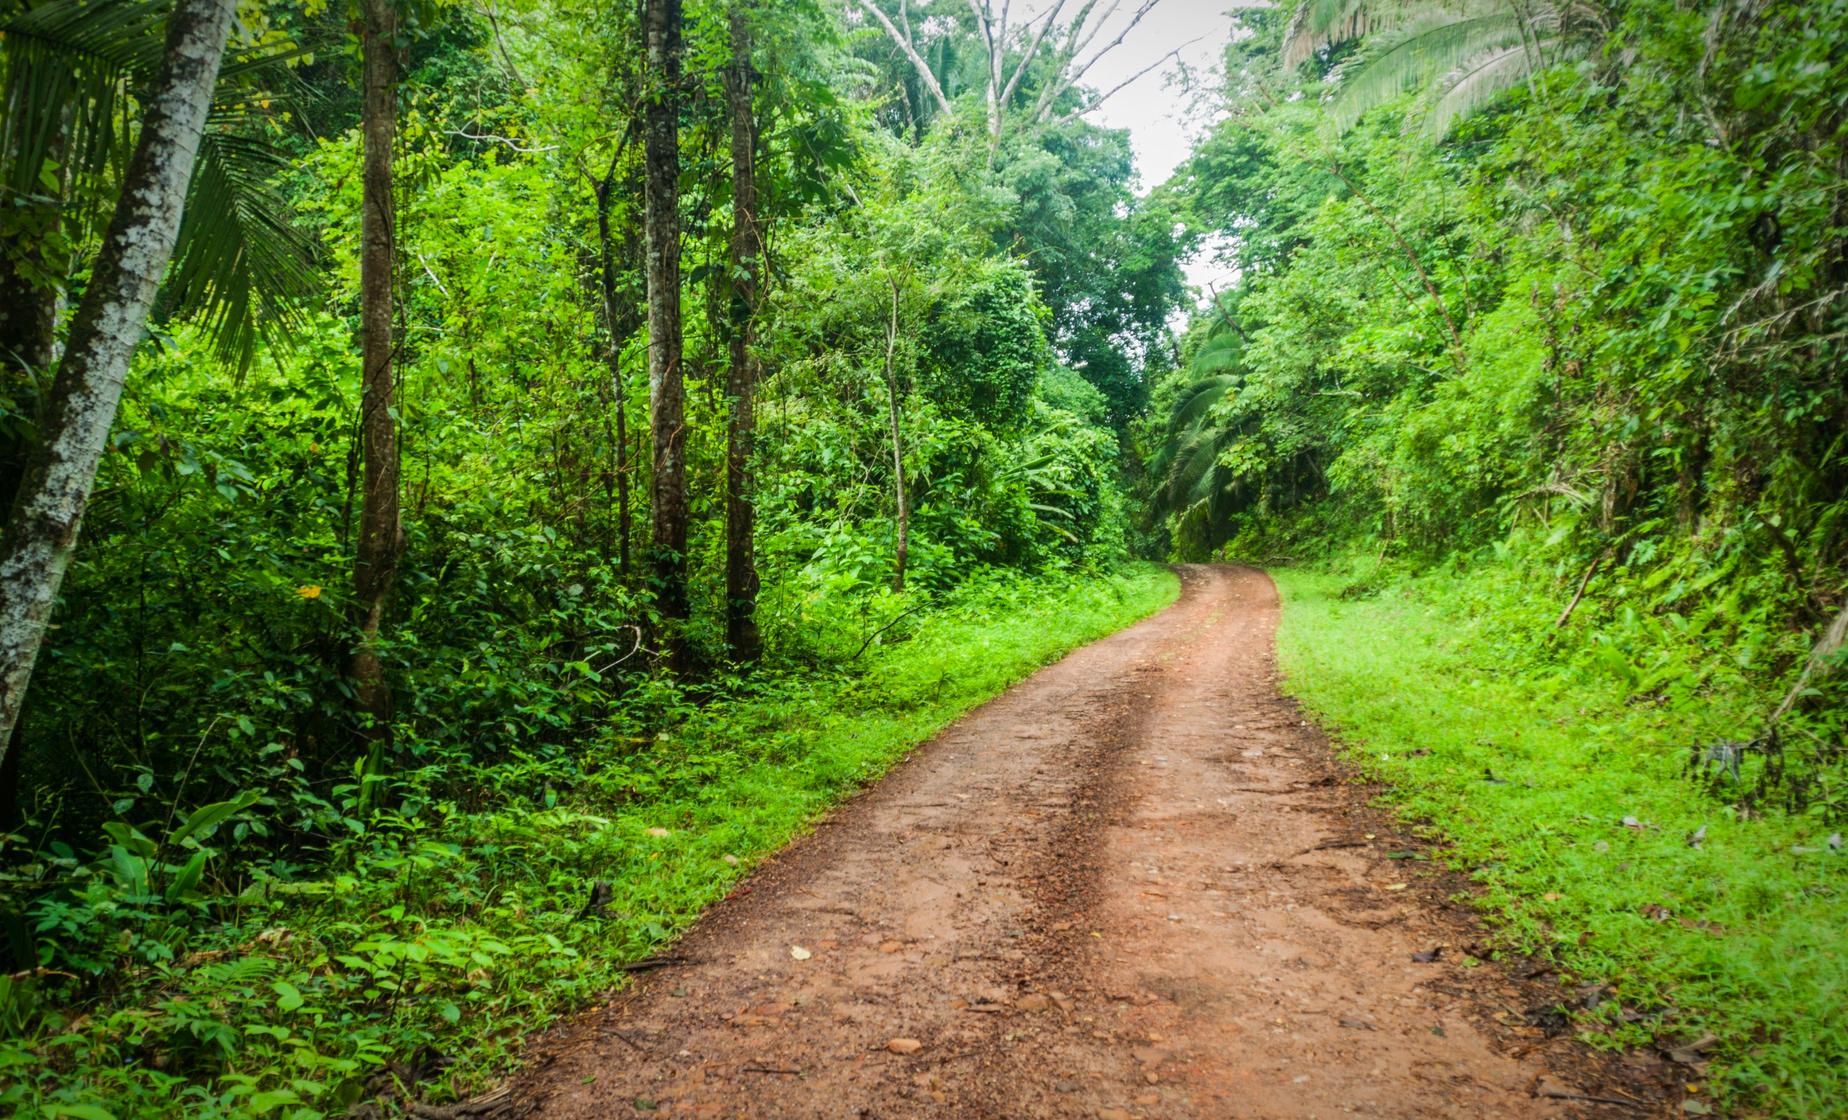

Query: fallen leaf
[[878, 940, 903, 954], [1686, 825, 1706, 848], [1384, 882, 1408, 891], [789, 945, 811, 961], [1338, 1017, 1376, 1030], [885, 1038, 923, 1055], [645, 827, 671, 838], [1017, 994, 1051, 1012]]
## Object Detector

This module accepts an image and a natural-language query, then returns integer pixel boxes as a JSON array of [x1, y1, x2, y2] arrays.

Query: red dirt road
[[514, 566, 1662, 1119]]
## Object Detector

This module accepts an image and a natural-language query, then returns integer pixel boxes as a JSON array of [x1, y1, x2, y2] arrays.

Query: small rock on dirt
[[885, 1038, 923, 1055]]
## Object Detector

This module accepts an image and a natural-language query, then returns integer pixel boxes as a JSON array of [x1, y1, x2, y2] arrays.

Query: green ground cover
[[1, 565, 1177, 1119], [1273, 561, 1847, 1118]]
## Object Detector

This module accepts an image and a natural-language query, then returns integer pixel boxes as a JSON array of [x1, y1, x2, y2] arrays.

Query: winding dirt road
[[514, 566, 1662, 1119]]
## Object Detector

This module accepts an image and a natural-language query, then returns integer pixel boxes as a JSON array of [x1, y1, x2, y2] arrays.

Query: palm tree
[[0, 0, 243, 782], [1282, 0, 1611, 136], [1147, 327, 1248, 535], [1, 0, 318, 380]]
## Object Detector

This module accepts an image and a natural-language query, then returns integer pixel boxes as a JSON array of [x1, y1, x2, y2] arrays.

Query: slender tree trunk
[[0, 118, 71, 518], [0, 0, 237, 770], [644, 0, 688, 664], [724, 7, 762, 660], [883, 279, 908, 593], [0, 258, 58, 519], [350, 0, 402, 745], [594, 173, 638, 576]]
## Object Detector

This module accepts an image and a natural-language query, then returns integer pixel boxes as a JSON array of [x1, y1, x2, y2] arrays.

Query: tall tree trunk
[[643, 0, 688, 664], [883, 279, 908, 593], [594, 173, 638, 576], [724, 7, 761, 661], [0, 0, 237, 769], [0, 258, 58, 523], [0, 120, 71, 519], [350, 0, 402, 746]]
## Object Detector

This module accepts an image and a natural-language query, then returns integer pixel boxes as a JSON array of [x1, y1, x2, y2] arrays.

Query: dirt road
[[515, 566, 1661, 1119]]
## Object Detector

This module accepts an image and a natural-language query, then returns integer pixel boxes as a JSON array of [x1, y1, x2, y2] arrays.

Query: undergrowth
[[1273, 555, 1846, 1119], [0, 564, 1178, 1119]]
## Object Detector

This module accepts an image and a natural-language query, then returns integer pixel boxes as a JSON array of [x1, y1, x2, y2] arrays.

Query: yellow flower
[[295, 585, 322, 599]]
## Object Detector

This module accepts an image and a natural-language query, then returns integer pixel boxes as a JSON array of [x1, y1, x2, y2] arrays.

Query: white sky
[[1057, 0, 1251, 300]]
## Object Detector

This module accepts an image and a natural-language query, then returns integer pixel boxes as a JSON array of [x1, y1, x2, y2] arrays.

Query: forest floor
[[507, 566, 1677, 1119]]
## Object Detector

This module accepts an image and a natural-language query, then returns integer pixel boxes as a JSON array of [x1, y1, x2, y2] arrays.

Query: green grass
[[2, 564, 1179, 1119], [1272, 562, 1848, 1119]]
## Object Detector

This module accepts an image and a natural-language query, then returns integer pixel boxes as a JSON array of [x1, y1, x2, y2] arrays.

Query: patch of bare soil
[[508, 566, 1675, 1119]]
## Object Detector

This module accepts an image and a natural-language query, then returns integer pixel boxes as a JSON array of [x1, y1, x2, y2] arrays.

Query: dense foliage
[[1152, 0, 1847, 805], [3, 0, 1844, 1112], [1145, 2, 1847, 1112], [0, 0, 1186, 1113]]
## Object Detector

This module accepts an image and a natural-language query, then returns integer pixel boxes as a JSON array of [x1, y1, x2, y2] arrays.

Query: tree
[[0, 0, 317, 509], [724, 4, 762, 659], [882, 277, 908, 591], [1283, 0, 1610, 135], [0, 0, 238, 770], [593, 162, 640, 576], [643, 0, 688, 663], [350, 0, 403, 749], [851, 0, 1185, 147]]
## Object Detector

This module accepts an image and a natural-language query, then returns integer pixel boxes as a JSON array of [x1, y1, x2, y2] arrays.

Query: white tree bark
[[856, 0, 1165, 140], [0, 0, 237, 766], [851, 0, 953, 115]]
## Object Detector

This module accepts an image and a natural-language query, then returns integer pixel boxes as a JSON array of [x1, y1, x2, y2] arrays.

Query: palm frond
[[1327, 9, 1529, 130], [0, 0, 167, 198], [4, 0, 317, 369], [1167, 375, 1239, 433], [2, 0, 307, 196], [1425, 40, 1536, 136], [1282, 0, 1377, 69], [158, 128, 320, 374], [1179, 433, 1234, 509]]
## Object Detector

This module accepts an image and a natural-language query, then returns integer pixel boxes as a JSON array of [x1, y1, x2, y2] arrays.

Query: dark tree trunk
[[0, 252, 59, 517], [883, 279, 908, 593], [350, 0, 402, 746], [0, 0, 237, 769], [594, 173, 640, 576], [724, 7, 761, 661], [643, 0, 688, 664], [0, 117, 70, 520]]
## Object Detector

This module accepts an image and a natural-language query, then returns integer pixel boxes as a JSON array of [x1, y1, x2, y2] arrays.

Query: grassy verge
[[2, 564, 1178, 1119], [1271, 561, 1846, 1118]]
